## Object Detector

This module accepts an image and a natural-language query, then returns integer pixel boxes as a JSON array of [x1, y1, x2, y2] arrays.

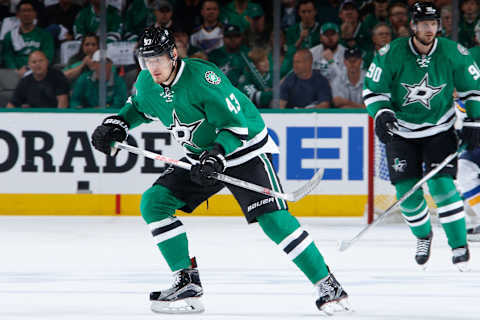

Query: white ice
[[0, 216, 478, 320]]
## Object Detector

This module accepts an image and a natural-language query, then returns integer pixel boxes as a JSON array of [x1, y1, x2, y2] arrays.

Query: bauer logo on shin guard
[[247, 197, 274, 212]]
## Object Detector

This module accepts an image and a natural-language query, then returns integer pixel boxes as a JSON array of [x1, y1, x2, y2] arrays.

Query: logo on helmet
[[144, 38, 152, 46], [205, 71, 221, 85]]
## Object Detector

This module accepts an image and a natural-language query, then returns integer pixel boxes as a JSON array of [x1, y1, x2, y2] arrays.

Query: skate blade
[[151, 297, 205, 314], [418, 262, 429, 271], [455, 262, 471, 272], [320, 298, 353, 316], [467, 234, 480, 242]]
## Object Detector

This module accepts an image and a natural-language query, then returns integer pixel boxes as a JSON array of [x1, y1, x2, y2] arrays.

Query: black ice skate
[[315, 270, 351, 315], [452, 245, 470, 272], [467, 225, 480, 242], [415, 231, 433, 268], [150, 257, 204, 313]]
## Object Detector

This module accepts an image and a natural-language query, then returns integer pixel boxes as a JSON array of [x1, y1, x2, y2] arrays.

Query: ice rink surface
[[0, 215, 478, 320]]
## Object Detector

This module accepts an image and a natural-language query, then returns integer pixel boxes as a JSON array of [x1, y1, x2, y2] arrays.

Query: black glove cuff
[[102, 115, 129, 131]]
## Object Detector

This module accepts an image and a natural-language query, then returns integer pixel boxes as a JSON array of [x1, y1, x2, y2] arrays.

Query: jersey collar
[[170, 60, 185, 87], [408, 37, 438, 57]]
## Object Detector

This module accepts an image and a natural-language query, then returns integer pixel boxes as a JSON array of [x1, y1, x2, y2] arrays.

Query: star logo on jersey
[[401, 73, 446, 110], [167, 110, 203, 150], [392, 158, 407, 172]]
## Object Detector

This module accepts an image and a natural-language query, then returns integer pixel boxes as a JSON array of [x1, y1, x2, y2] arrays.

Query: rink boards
[[0, 109, 369, 217]]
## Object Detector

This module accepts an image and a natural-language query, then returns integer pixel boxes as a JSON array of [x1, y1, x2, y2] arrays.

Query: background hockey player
[[90, 26, 350, 315], [455, 101, 480, 242], [363, 2, 480, 271]]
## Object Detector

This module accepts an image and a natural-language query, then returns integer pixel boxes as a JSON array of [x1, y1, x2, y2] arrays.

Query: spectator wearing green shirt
[[338, 0, 370, 51], [219, 0, 263, 32], [239, 47, 273, 108], [70, 50, 127, 109], [362, 22, 392, 70], [458, 0, 479, 48], [208, 24, 249, 87], [359, 0, 389, 51], [73, 0, 122, 43], [286, 0, 320, 51], [123, 0, 156, 42], [2, 0, 54, 77], [63, 34, 99, 85]]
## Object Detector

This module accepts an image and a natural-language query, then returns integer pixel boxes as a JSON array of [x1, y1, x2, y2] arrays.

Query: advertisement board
[[0, 110, 369, 216]]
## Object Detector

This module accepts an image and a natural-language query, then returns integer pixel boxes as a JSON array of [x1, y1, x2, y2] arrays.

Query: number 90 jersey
[[117, 58, 278, 167], [363, 37, 480, 139]]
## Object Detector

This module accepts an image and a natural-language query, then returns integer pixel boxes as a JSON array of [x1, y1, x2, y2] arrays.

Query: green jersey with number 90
[[117, 58, 278, 166], [363, 37, 480, 139]]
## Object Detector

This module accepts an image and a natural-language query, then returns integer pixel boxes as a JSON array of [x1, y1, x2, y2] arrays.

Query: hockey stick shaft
[[113, 142, 324, 202], [339, 144, 466, 251]]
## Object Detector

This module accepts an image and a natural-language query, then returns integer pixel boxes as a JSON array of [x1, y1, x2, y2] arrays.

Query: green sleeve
[[363, 45, 394, 118], [117, 95, 152, 129], [40, 31, 55, 63], [200, 71, 248, 154], [110, 76, 128, 109], [2, 33, 18, 68], [452, 44, 480, 118], [70, 74, 86, 107]]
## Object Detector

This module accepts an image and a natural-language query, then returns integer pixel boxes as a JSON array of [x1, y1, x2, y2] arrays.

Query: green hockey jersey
[[2, 27, 54, 69], [364, 37, 480, 139], [73, 5, 122, 43], [117, 58, 278, 167]]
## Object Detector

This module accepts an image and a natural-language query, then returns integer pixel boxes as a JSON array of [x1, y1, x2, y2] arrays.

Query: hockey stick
[[338, 144, 466, 252], [113, 142, 324, 202]]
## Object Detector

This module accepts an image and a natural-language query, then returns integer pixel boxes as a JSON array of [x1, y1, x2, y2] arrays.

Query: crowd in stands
[[0, 0, 479, 109]]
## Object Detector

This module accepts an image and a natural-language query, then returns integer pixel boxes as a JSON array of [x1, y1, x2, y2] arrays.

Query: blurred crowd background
[[0, 0, 474, 109]]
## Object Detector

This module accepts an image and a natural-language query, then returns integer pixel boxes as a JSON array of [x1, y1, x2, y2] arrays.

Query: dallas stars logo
[[392, 158, 407, 173], [401, 73, 445, 110], [167, 110, 203, 150], [160, 87, 174, 103]]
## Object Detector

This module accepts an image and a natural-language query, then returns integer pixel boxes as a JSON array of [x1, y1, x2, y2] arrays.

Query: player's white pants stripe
[[279, 227, 313, 260], [259, 154, 287, 210], [402, 206, 430, 227], [149, 217, 186, 244], [437, 201, 465, 224]]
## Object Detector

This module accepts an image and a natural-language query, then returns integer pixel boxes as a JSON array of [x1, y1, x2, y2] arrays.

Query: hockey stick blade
[[338, 145, 465, 252], [113, 142, 324, 202]]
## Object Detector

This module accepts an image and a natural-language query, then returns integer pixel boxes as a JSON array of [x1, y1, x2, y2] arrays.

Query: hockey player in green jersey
[[91, 26, 351, 315], [363, 2, 480, 271]]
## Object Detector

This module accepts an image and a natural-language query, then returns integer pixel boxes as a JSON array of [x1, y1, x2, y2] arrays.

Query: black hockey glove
[[462, 118, 480, 150], [91, 115, 129, 156], [375, 109, 399, 144], [190, 144, 227, 186]]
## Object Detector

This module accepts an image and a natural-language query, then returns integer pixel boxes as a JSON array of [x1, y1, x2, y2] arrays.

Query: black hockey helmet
[[410, 2, 440, 23], [137, 25, 176, 69]]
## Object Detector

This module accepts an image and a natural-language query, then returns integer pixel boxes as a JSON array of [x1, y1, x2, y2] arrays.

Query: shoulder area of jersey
[[437, 37, 469, 55], [378, 37, 406, 56], [134, 69, 157, 92], [185, 58, 223, 85]]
